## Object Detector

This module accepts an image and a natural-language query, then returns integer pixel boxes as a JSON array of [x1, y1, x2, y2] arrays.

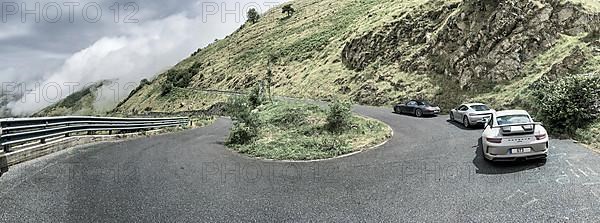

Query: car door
[[405, 101, 417, 114], [457, 105, 469, 123]]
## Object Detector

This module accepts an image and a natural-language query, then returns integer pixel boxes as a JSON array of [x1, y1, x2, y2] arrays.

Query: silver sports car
[[481, 110, 549, 161], [450, 103, 495, 128]]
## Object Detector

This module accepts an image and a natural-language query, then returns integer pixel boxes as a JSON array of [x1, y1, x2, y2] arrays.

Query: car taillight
[[535, 133, 547, 140], [522, 124, 534, 130], [486, 137, 503, 143]]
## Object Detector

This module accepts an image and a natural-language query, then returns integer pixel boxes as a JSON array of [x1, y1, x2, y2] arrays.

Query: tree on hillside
[[247, 8, 260, 24], [282, 4, 295, 17]]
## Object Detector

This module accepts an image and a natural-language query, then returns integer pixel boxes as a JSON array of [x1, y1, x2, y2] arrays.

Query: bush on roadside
[[326, 100, 352, 133], [227, 121, 259, 145], [577, 121, 600, 149], [530, 73, 600, 134], [248, 84, 266, 108], [225, 95, 261, 145]]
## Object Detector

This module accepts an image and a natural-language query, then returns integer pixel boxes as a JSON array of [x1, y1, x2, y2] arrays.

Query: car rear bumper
[[468, 115, 491, 125], [423, 110, 440, 115], [484, 141, 549, 161]]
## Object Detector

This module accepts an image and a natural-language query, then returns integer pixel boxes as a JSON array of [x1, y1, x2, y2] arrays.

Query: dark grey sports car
[[394, 100, 441, 117]]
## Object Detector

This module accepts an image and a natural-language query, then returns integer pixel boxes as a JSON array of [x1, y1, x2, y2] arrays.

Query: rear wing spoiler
[[483, 112, 543, 135], [491, 122, 543, 128], [491, 122, 543, 135]]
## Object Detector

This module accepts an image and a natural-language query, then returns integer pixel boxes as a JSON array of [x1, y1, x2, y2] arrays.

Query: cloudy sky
[[1, 0, 287, 115]]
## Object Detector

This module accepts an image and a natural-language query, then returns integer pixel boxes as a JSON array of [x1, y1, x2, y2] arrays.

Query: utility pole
[[266, 56, 275, 102]]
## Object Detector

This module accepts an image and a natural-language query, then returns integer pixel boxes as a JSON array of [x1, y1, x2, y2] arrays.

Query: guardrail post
[[0, 150, 7, 177], [2, 145, 9, 153], [40, 138, 46, 144]]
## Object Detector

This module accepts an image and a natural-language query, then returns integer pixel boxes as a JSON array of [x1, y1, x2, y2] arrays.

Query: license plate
[[508, 137, 531, 143], [511, 148, 532, 154]]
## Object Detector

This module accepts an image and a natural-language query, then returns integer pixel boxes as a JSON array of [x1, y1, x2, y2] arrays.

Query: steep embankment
[[115, 0, 599, 115]]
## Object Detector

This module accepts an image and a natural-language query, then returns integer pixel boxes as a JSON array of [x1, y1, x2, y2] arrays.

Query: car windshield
[[470, 105, 490, 111], [496, 115, 531, 125]]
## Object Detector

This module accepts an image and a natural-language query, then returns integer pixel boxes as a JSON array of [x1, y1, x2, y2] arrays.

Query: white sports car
[[481, 110, 549, 161], [450, 103, 495, 128]]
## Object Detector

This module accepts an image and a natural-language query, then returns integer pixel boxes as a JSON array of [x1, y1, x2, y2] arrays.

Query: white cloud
[[7, 13, 231, 115], [0, 24, 32, 40]]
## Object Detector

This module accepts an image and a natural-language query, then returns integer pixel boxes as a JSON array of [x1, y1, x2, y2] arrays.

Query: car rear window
[[470, 105, 490, 111], [496, 115, 531, 125]]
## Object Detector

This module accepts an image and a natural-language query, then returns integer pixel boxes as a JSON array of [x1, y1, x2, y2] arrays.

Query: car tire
[[394, 107, 399, 114], [415, 109, 423, 117], [450, 113, 455, 122], [463, 116, 470, 128], [537, 158, 548, 166]]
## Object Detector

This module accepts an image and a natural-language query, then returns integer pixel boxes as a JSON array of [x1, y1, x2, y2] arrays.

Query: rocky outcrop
[[341, 1, 459, 71], [342, 0, 600, 89]]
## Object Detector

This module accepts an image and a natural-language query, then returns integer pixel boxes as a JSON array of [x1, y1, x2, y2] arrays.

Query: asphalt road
[[1, 105, 600, 222]]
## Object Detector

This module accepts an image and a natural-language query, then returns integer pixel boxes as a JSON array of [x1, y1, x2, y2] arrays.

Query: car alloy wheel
[[415, 109, 423, 117], [463, 116, 470, 128]]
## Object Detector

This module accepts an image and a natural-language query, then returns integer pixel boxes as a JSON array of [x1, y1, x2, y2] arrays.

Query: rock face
[[342, 0, 600, 89], [342, 1, 459, 71]]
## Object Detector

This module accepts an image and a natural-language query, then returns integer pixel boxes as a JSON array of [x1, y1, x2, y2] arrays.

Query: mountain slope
[[115, 0, 599, 115], [35, 80, 118, 117]]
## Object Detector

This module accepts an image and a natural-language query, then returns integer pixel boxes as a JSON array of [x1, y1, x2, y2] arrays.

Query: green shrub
[[225, 95, 251, 118], [227, 122, 259, 145], [248, 84, 266, 108], [164, 62, 201, 91], [530, 73, 600, 134], [577, 121, 600, 149], [225, 96, 261, 145], [161, 83, 173, 96], [326, 100, 352, 133]]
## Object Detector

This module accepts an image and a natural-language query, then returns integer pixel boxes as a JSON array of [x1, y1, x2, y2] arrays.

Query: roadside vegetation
[[530, 73, 600, 135], [225, 86, 391, 160]]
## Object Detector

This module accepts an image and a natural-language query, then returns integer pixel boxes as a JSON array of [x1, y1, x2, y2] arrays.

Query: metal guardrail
[[0, 116, 190, 152]]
